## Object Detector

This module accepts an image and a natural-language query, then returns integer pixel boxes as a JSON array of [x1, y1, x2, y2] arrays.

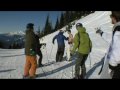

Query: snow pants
[[75, 53, 88, 78], [36, 50, 43, 65], [24, 55, 37, 77], [56, 45, 65, 62], [66, 44, 73, 61]]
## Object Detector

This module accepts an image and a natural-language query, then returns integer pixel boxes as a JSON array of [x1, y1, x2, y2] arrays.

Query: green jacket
[[25, 29, 36, 56], [72, 27, 92, 54]]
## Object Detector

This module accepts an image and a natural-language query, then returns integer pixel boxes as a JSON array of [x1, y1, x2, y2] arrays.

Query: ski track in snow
[[0, 11, 112, 79]]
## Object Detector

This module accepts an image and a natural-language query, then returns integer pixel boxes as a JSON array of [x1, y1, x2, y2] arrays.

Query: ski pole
[[41, 67, 47, 79], [98, 55, 106, 75], [45, 46, 49, 64], [49, 44, 54, 59], [89, 54, 92, 68], [72, 61, 74, 78], [95, 27, 109, 45], [48, 44, 54, 74]]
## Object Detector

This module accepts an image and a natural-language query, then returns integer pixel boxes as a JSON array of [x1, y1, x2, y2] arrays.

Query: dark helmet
[[26, 23, 34, 29], [76, 23, 83, 27]]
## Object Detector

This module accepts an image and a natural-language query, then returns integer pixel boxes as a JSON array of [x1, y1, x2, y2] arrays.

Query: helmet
[[76, 23, 83, 27], [59, 29, 64, 32], [26, 23, 34, 29]]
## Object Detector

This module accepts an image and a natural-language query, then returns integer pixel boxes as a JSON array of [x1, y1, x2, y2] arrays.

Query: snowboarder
[[52, 30, 68, 62], [24, 23, 37, 79], [97, 11, 120, 79], [35, 34, 44, 67], [66, 30, 74, 61], [71, 23, 92, 79]]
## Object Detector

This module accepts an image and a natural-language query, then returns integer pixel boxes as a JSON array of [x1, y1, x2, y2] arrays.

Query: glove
[[96, 29, 103, 36], [67, 37, 69, 40], [30, 49, 36, 56]]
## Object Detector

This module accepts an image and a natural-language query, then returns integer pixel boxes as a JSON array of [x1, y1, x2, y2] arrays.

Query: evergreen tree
[[49, 22, 53, 33], [44, 14, 53, 35], [59, 12, 65, 29], [64, 11, 70, 25], [37, 26, 41, 37], [44, 15, 49, 35], [40, 29, 45, 37], [54, 16, 59, 31]]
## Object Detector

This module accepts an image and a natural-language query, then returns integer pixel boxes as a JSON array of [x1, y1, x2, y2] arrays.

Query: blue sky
[[0, 11, 62, 33]]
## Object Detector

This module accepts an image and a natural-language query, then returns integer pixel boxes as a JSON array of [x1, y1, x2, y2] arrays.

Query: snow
[[0, 11, 113, 79]]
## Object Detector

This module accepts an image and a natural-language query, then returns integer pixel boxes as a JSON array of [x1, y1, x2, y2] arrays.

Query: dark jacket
[[25, 29, 36, 56], [52, 32, 68, 47], [35, 34, 42, 52]]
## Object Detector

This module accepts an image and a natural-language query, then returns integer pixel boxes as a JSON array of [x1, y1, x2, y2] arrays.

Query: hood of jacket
[[77, 27, 86, 34]]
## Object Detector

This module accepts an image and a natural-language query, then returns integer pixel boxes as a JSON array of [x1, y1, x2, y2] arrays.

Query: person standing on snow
[[35, 34, 44, 67], [66, 30, 74, 61], [24, 23, 37, 79], [52, 30, 68, 62], [97, 11, 120, 79], [71, 23, 92, 79]]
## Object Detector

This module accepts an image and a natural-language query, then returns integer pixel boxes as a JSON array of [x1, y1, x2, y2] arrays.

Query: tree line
[[37, 11, 95, 38]]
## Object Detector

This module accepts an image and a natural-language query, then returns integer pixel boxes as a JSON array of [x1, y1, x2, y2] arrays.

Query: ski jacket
[[25, 29, 36, 56], [35, 34, 42, 50], [72, 27, 92, 54], [52, 32, 68, 47], [100, 22, 120, 79], [105, 22, 120, 67]]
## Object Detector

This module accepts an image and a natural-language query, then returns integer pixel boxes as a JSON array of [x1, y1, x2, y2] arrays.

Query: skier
[[97, 11, 120, 79], [66, 30, 74, 61], [52, 30, 68, 62], [71, 23, 92, 79], [35, 34, 44, 67], [24, 23, 37, 79]]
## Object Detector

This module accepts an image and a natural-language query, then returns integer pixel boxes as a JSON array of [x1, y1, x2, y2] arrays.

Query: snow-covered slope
[[0, 11, 112, 79]]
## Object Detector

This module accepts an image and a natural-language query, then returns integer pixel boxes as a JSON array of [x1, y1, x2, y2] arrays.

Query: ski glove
[[30, 49, 36, 56], [96, 29, 103, 36], [66, 37, 69, 40]]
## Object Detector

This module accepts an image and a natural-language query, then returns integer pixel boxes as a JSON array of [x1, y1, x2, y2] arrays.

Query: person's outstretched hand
[[96, 29, 103, 36]]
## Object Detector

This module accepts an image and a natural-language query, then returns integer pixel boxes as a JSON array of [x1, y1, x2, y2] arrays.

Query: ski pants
[[24, 55, 37, 77], [56, 45, 65, 62], [66, 44, 73, 61], [75, 53, 88, 78], [36, 50, 43, 65]]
